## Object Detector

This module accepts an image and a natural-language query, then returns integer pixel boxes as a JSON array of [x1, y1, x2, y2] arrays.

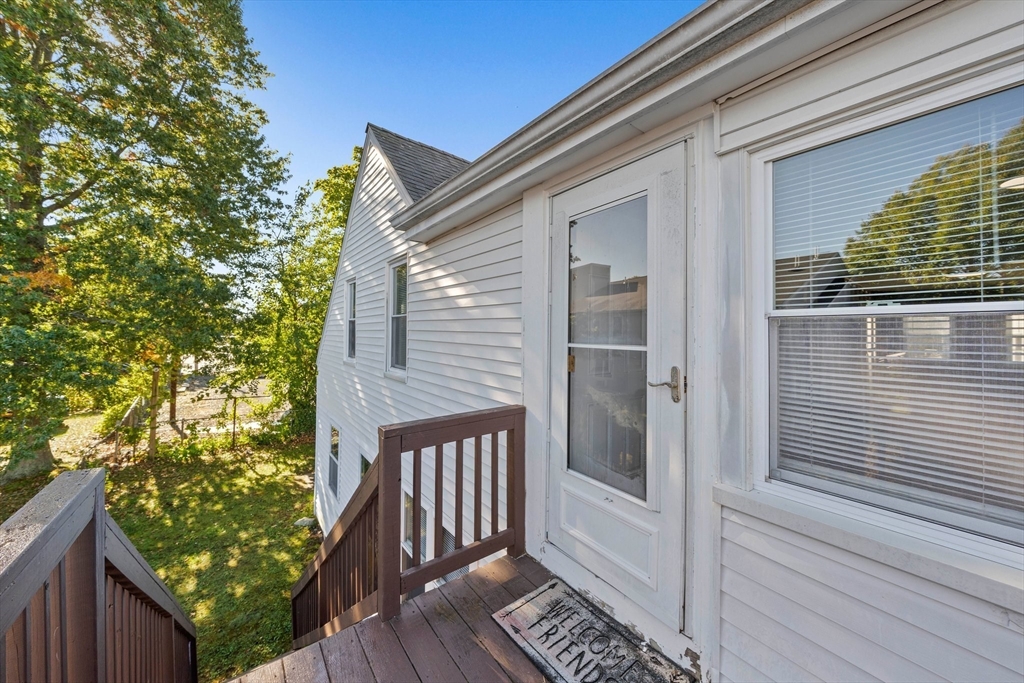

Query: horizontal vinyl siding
[[717, 1, 1023, 152], [719, 508, 1024, 683], [316, 141, 523, 537]]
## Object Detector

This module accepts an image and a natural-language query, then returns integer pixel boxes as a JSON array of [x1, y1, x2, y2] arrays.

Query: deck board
[[281, 642, 329, 683], [504, 555, 554, 589], [354, 614, 420, 682], [232, 554, 548, 683], [416, 586, 513, 682], [441, 575, 546, 683], [239, 658, 285, 683], [389, 598, 467, 683], [477, 557, 541, 601], [318, 628, 376, 683]]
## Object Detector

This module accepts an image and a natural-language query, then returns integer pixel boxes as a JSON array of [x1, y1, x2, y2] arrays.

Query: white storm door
[[547, 144, 686, 629]]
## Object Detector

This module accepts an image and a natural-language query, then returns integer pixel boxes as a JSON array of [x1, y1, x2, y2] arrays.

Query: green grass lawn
[[0, 438, 321, 683]]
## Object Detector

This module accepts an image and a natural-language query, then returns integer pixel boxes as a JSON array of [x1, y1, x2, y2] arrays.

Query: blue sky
[[241, 1, 703, 199]]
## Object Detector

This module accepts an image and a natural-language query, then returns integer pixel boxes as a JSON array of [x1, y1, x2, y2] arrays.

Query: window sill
[[343, 357, 356, 366], [712, 483, 1024, 612], [384, 369, 408, 383]]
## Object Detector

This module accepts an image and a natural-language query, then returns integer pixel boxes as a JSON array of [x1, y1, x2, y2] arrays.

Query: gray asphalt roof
[[367, 124, 470, 204]]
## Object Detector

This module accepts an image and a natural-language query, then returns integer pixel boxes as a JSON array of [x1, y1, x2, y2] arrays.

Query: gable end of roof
[[366, 124, 470, 203]]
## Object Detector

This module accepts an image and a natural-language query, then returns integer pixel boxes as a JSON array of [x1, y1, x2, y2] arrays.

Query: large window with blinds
[[770, 86, 1024, 545]]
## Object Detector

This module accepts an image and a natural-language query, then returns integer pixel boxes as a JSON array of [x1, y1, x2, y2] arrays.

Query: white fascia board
[[397, 0, 919, 243]]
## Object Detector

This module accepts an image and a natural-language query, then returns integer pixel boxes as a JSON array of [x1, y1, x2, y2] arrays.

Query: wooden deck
[[236, 554, 553, 683]]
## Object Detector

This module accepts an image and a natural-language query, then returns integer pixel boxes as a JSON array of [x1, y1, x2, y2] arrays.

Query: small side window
[[347, 280, 357, 359], [360, 454, 371, 478], [389, 261, 408, 371], [328, 426, 340, 497]]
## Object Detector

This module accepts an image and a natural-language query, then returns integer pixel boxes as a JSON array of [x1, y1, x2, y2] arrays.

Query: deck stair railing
[[291, 405, 526, 648], [0, 469, 197, 683]]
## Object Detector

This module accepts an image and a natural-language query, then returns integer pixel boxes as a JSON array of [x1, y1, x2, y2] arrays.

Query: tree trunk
[[147, 368, 160, 458], [169, 357, 180, 425]]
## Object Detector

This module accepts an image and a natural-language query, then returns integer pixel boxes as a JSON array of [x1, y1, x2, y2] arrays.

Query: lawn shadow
[[105, 441, 320, 683]]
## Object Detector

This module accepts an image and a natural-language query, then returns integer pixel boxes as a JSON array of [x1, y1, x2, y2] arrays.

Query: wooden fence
[[291, 405, 526, 648], [0, 469, 197, 683]]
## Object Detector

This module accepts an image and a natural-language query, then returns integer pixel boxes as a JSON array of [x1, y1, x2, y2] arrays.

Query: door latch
[[648, 366, 682, 403]]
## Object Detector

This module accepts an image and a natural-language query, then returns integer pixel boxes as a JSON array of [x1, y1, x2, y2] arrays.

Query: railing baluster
[[491, 432, 499, 535], [44, 575, 52, 683], [474, 436, 482, 542], [434, 444, 444, 561], [455, 439, 464, 550], [413, 449, 422, 566], [356, 513, 362, 603], [61, 558, 69, 683], [347, 530, 353, 611]]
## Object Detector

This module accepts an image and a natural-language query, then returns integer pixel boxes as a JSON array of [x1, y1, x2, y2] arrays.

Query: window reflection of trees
[[770, 92, 1024, 538], [843, 119, 1024, 304]]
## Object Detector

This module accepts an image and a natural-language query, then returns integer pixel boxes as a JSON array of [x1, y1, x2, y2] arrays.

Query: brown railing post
[[377, 428, 403, 621], [509, 410, 526, 557]]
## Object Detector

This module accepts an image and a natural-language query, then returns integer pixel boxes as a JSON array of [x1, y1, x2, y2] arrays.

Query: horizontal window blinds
[[772, 313, 1024, 542], [770, 85, 1024, 544], [774, 86, 1023, 310]]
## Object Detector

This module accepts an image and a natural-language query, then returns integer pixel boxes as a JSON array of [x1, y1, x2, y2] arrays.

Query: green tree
[[240, 148, 361, 435], [0, 0, 285, 478]]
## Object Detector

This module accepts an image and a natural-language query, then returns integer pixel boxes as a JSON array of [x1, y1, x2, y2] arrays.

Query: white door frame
[[531, 138, 692, 641]]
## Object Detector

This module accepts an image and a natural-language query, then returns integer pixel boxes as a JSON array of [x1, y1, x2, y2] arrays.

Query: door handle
[[648, 366, 682, 403]]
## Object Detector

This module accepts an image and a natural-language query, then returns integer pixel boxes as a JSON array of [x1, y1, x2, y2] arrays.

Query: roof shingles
[[367, 124, 470, 204]]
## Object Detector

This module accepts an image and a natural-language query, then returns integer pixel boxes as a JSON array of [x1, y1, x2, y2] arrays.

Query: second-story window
[[347, 280, 356, 359], [390, 261, 408, 370]]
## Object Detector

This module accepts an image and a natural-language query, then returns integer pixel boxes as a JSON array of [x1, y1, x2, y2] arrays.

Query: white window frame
[[346, 279, 357, 361], [748, 71, 1024, 561], [385, 255, 409, 379], [328, 425, 340, 498]]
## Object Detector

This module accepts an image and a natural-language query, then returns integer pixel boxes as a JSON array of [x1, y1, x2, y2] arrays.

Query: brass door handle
[[648, 366, 682, 403]]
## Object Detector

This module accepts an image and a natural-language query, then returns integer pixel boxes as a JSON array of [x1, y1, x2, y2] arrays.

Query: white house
[[315, 0, 1024, 680]]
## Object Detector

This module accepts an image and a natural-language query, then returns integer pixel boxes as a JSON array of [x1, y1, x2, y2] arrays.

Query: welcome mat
[[493, 579, 694, 683]]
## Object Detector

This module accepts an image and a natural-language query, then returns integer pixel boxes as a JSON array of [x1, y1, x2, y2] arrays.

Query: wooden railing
[[291, 458, 380, 649], [291, 405, 526, 648], [0, 469, 197, 683]]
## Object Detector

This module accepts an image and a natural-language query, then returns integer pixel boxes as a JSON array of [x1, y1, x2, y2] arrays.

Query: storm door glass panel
[[568, 196, 648, 499]]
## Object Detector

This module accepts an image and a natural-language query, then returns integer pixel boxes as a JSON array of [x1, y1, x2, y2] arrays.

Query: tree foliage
[[0, 0, 285, 478], [240, 147, 361, 435]]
